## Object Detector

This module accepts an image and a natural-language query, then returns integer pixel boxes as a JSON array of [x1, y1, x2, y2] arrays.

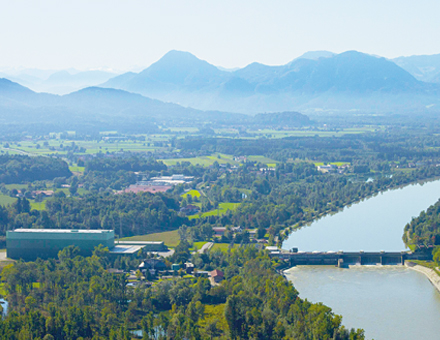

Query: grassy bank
[[120, 230, 180, 248]]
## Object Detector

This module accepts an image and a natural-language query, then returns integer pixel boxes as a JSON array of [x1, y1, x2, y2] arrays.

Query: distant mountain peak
[[294, 50, 335, 61], [100, 50, 440, 113], [0, 77, 34, 93], [143, 50, 217, 73], [133, 50, 226, 88], [160, 49, 201, 61]]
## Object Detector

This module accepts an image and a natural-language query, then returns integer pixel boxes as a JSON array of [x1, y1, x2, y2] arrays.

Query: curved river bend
[[283, 180, 440, 340]]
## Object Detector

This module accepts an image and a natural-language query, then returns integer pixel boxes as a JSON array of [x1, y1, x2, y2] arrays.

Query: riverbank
[[281, 175, 440, 245], [406, 261, 440, 293], [283, 179, 440, 252]]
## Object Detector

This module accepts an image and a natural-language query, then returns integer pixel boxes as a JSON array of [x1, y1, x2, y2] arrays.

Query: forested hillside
[[45, 192, 186, 237], [0, 191, 186, 237], [0, 155, 71, 184], [403, 199, 440, 246]]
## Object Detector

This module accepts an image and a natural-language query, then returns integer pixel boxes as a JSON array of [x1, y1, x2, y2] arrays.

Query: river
[[283, 179, 440, 340]]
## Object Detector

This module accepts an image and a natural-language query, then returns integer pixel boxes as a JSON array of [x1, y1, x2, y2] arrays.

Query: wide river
[[283, 179, 440, 340]]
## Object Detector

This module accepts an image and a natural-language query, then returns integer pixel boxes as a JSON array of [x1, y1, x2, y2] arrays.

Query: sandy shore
[[406, 261, 440, 293]]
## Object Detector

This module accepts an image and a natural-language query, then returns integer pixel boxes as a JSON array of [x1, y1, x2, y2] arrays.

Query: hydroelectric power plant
[[269, 249, 431, 268]]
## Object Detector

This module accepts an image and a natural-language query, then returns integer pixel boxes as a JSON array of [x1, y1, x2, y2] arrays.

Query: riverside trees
[[0, 246, 365, 339]]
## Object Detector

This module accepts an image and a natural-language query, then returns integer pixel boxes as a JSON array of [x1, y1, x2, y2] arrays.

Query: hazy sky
[[1, 0, 439, 71]]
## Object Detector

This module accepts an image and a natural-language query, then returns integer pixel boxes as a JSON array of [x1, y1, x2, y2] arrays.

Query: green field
[[161, 153, 277, 167], [247, 126, 379, 138], [5, 184, 27, 190], [120, 230, 180, 247], [0, 137, 172, 157], [160, 153, 237, 167], [0, 194, 16, 206], [182, 190, 201, 198], [189, 202, 241, 220], [210, 243, 238, 252], [30, 200, 46, 211], [190, 242, 208, 251], [69, 166, 85, 173]]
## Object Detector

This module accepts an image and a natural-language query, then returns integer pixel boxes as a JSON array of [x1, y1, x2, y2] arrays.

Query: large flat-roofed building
[[7, 229, 115, 260], [116, 241, 166, 251]]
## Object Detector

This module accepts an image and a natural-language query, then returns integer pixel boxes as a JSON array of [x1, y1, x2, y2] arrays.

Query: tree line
[[0, 155, 71, 184], [0, 245, 365, 339]]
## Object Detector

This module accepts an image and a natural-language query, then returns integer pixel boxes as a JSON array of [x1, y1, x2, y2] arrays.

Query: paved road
[[0, 251, 7, 261], [198, 242, 213, 254]]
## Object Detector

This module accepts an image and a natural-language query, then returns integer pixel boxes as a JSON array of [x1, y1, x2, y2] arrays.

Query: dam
[[269, 249, 431, 267]]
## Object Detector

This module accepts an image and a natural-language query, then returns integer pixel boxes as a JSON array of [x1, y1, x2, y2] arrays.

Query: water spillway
[[282, 179, 440, 339], [271, 250, 431, 267]]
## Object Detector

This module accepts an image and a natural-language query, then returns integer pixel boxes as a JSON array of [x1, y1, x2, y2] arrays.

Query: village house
[[212, 227, 227, 236], [210, 269, 224, 283], [138, 259, 167, 272], [180, 204, 200, 215]]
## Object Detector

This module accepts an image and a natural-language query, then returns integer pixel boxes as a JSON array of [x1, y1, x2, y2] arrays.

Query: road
[[198, 242, 213, 254]]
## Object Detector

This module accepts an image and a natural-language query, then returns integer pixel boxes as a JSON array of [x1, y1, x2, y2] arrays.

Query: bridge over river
[[269, 249, 431, 267]]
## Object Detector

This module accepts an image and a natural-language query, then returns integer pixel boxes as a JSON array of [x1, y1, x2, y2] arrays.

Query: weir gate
[[269, 250, 431, 267]]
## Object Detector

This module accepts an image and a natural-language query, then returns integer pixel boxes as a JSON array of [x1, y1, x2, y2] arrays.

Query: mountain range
[[392, 54, 440, 83], [2, 77, 309, 135], [100, 50, 440, 114], [0, 69, 117, 95], [2, 50, 440, 121], [0, 76, 316, 134]]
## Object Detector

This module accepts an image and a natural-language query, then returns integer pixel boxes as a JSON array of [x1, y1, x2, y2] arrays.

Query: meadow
[[120, 229, 180, 248], [189, 202, 241, 220]]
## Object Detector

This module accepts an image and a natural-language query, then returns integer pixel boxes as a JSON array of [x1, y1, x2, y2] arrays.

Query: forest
[[0, 246, 365, 340], [403, 198, 440, 247], [0, 155, 71, 184], [0, 192, 186, 238]]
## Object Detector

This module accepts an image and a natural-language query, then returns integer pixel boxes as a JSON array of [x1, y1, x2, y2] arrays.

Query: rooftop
[[11, 228, 113, 234], [211, 269, 224, 277], [117, 241, 164, 245], [109, 245, 144, 254]]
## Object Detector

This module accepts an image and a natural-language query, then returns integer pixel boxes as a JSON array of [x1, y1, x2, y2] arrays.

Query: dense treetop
[[0, 155, 71, 184], [0, 245, 365, 339], [403, 199, 440, 247]]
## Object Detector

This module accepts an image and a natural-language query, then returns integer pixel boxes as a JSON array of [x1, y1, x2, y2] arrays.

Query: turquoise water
[[283, 180, 440, 252], [285, 266, 440, 340], [283, 180, 440, 339]]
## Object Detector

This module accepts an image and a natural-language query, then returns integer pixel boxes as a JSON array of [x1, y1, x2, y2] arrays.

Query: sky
[[1, 0, 439, 72]]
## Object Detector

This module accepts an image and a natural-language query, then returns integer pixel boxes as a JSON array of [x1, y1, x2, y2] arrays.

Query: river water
[[283, 179, 440, 340]]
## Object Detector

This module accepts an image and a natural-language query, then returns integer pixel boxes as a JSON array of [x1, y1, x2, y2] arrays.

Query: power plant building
[[7, 229, 115, 260]]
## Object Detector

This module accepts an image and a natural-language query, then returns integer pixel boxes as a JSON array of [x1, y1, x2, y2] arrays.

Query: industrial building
[[7, 229, 115, 260], [6, 228, 169, 261]]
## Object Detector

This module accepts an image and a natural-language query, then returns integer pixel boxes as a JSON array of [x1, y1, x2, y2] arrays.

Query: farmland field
[[182, 190, 201, 198], [210, 243, 238, 252], [120, 230, 180, 247], [189, 202, 241, 220], [0, 195, 16, 206]]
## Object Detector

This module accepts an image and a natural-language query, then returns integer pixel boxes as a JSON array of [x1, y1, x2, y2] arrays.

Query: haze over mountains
[[1, 50, 440, 120], [0, 76, 314, 135], [392, 54, 440, 83], [0, 69, 117, 95], [0, 78, 256, 133], [99, 50, 440, 113]]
